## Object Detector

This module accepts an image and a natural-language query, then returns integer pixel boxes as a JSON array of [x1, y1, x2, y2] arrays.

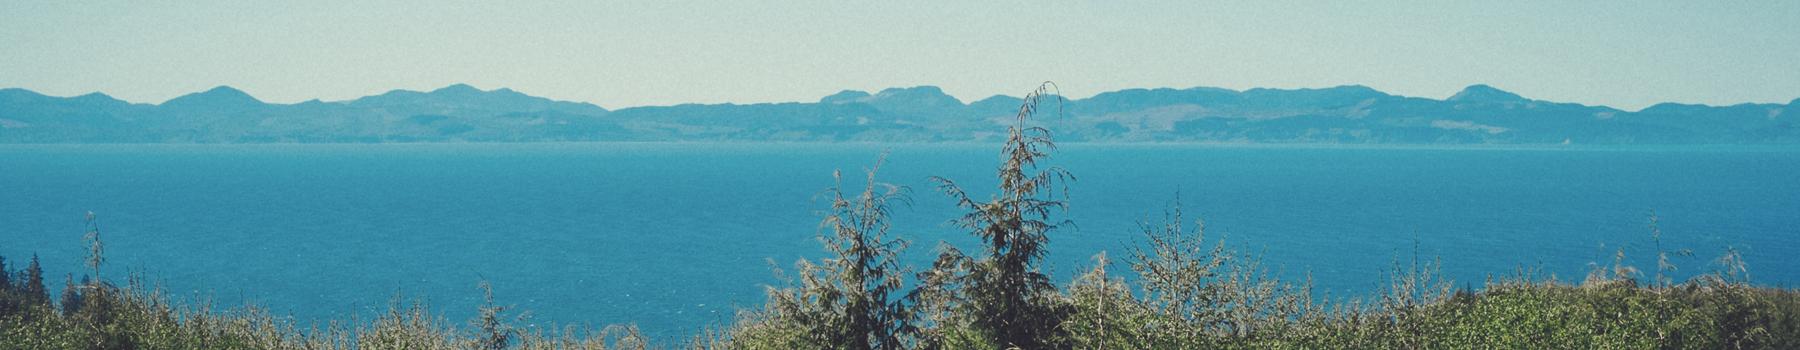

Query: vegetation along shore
[[5, 84, 1798, 349]]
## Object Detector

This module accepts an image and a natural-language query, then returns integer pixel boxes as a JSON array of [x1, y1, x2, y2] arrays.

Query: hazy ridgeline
[[6, 82, 1800, 144], [4, 85, 1799, 349]]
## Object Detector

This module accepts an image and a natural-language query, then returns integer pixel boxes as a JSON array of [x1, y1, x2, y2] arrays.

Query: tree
[[1128, 198, 1315, 344], [0, 256, 10, 290], [918, 82, 1075, 349], [23, 254, 47, 305], [60, 274, 83, 315], [0, 256, 14, 317], [84, 211, 104, 283], [759, 155, 914, 350], [1129, 198, 1230, 343], [69, 212, 118, 329], [471, 280, 517, 350]]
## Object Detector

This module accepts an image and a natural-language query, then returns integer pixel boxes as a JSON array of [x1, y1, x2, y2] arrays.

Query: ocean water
[[2, 143, 1798, 339]]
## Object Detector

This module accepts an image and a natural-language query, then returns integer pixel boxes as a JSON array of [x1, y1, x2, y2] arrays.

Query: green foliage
[[1125, 198, 1315, 348], [0, 218, 646, 350], [917, 82, 1076, 349], [0, 273, 655, 350], [1062, 252, 1154, 349], [58, 274, 81, 317], [6, 85, 1800, 349], [472, 281, 518, 350], [732, 155, 916, 349], [23, 255, 48, 307], [83, 212, 104, 282]]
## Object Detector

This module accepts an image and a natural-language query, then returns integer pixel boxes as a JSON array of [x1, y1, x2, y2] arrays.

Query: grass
[[5, 83, 1799, 349]]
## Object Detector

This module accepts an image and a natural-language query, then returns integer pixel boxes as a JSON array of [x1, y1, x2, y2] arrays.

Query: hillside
[[2, 84, 1795, 144]]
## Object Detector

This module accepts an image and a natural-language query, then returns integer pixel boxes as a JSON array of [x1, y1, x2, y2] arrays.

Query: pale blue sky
[[2, 1, 1797, 110]]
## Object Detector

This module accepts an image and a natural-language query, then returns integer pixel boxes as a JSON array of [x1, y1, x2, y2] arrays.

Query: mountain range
[[2, 84, 1795, 144]]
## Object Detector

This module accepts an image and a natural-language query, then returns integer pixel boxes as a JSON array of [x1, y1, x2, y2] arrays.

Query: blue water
[[3, 143, 1798, 339]]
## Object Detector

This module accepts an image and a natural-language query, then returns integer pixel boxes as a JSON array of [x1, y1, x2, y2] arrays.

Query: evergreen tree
[[84, 211, 104, 283], [764, 156, 915, 349], [23, 254, 48, 306], [60, 274, 83, 315], [0, 256, 14, 317], [918, 82, 1075, 349], [0, 255, 10, 291], [471, 281, 515, 350]]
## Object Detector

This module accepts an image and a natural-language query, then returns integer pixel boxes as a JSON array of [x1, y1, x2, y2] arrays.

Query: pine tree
[[0, 256, 14, 317], [23, 254, 47, 306], [471, 280, 515, 350], [919, 82, 1075, 349], [60, 274, 83, 315], [783, 156, 915, 349], [0, 255, 10, 291]]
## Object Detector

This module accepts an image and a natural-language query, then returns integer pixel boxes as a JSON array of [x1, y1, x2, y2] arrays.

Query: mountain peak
[[1329, 84, 1386, 95], [431, 83, 483, 95], [1447, 84, 1526, 103], [1641, 102, 1707, 114], [849, 85, 964, 119], [205, 85, 245, 93], [196, 85, 255, 100], [878, 85, 943, 94], [870, 86, 962, 105], [0, 89, 129, 108], [194, 85, 252, 98], [72, 92, 127, 105], [163, 85, 262, 108], [0, 88, 48, 100], [971, 94, 1023, 105], [820, 90, 872, 104]]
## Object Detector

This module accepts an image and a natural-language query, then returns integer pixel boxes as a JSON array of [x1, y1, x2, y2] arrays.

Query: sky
[[2, 1, 1797, 111]]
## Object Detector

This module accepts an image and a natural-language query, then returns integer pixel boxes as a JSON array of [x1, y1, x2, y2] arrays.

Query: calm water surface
[[2, 143, 1797, 339]]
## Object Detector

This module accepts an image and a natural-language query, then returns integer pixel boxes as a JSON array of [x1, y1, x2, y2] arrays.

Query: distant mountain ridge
[[1, 84, 1794, 144]]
